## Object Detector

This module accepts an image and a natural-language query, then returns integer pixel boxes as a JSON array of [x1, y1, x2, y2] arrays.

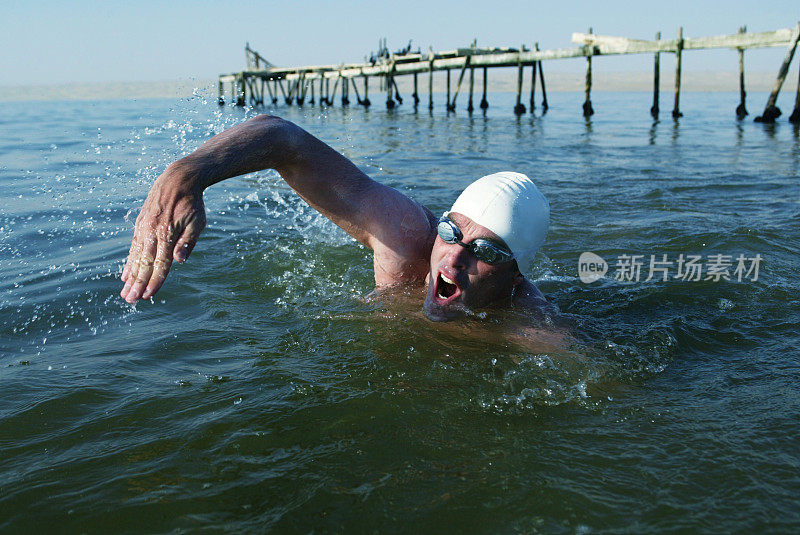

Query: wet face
[[423, 212, 521, 322]]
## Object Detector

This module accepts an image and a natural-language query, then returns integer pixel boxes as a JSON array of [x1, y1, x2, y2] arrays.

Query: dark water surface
[[1, 91, 799, 532]]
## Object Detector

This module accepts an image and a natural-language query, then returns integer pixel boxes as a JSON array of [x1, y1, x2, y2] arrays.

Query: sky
[[2, 0, 799, 85]]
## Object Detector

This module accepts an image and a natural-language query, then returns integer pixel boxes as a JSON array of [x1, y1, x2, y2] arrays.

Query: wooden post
[[467, 67, 475, 112], [756, 22, 800, 122], [330, 76, 340, 105], [326, 77, 332, 105], [363, 76, 371, 107], [392, 77, 403, 104], [272, 80, 278, 104], [267, 78, 275, 105], [350, 77, 362, 105], [217, 79, 225, 106], [736, 26, 748, 118], [249, 78, 257, 106], [285, 79, 296, 106], [790, 57, 800, 123], [309, 77, 315, 105], [537, 44, 548, 112], [514, 47, 526, 115], [583, 54, 594, 116], [413, 72, 420, 107], [672, 26, 684, 119], [450, 57, 470, 111], [296, 73, 305, 106], [386, 72, 395, 109], [480, 66, 489, 109], [342, 74, 350, 106], [236, 74, 246, 107], [446, 68, 451, 111], [428, 58, 434, 110], [583, 28, 594, 117], [651, 31, 661, 118], [276, 79, 288, 105], [529, 61, 537, 112]]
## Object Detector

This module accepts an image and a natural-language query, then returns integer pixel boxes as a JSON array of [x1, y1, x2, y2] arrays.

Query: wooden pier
[[218, 23, 800, 123]]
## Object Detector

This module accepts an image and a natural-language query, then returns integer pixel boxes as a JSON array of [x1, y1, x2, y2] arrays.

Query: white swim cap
[[448, 171, 549, 273]]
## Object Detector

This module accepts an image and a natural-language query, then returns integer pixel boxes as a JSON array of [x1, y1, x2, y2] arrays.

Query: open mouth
[[435, 272, 461, 303]]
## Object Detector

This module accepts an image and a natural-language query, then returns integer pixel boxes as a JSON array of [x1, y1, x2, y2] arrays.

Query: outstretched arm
[[120, 114, 435, 303]]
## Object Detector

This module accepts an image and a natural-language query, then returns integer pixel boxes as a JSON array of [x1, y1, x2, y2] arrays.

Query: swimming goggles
[[437, 216, 514, 265]]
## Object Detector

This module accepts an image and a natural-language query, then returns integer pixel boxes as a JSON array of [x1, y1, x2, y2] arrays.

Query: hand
[[120, 172, 206, 303]]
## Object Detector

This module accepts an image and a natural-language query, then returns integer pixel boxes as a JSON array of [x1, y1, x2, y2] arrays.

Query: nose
[[442, 241, 471, 269]]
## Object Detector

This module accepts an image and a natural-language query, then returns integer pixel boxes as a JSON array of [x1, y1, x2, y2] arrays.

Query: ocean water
[[1, 90, 799, 532]]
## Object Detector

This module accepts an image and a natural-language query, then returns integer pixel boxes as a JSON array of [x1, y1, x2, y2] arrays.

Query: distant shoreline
[[1, 72, 796, 102]]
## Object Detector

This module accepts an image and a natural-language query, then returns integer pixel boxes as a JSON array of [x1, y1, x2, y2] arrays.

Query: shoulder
[[372, 202, 437, 286], [512, 277, 554, 312]]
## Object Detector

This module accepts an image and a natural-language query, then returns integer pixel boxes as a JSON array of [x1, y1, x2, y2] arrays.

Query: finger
[[173, 215, 205, 262], [120, 207, 147, 285], [120, 232, 140, 283], [120, 234, 143, 297], [141, 237, 174, 300], [124, 233, 158, 303]]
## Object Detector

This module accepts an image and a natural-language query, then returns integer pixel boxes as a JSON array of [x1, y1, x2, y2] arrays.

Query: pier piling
[[331, 77, 340, 105], [535, 44, 548, 113], [392, 77, 403, 104], [428, 56, 434, 110], [342, 75, 350, 106], [237, 74, 246, 107], [480, 67, 489, 110], [651, 31, 661, 118], [296, 75, 306, 106], [790, 59, 800, 123], [672, 27, 684, 119], [756, 22, 800, 123], [736, 27, 748, 118], [446, 69, 452, 112], [386, 70, 394, 109], [450, 57, 469, 111], [583, 29, 595, 117], [350, 78, 360, 105], [514, 53, 526, 115], [467, 67, 475, 112], [529, 61, 537, 112]]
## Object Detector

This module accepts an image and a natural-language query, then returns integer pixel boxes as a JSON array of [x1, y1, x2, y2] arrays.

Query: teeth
[[441, 274, 455, 285]]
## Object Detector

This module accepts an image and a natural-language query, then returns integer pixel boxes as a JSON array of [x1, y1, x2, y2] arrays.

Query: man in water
[[121, 115, 551, 321]]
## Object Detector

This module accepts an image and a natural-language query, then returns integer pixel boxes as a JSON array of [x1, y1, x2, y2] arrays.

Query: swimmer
[[120, 115, 551, 322]]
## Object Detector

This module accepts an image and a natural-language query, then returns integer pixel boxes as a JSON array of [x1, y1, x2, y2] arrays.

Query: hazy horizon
[[1, 69, 795, 103]]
